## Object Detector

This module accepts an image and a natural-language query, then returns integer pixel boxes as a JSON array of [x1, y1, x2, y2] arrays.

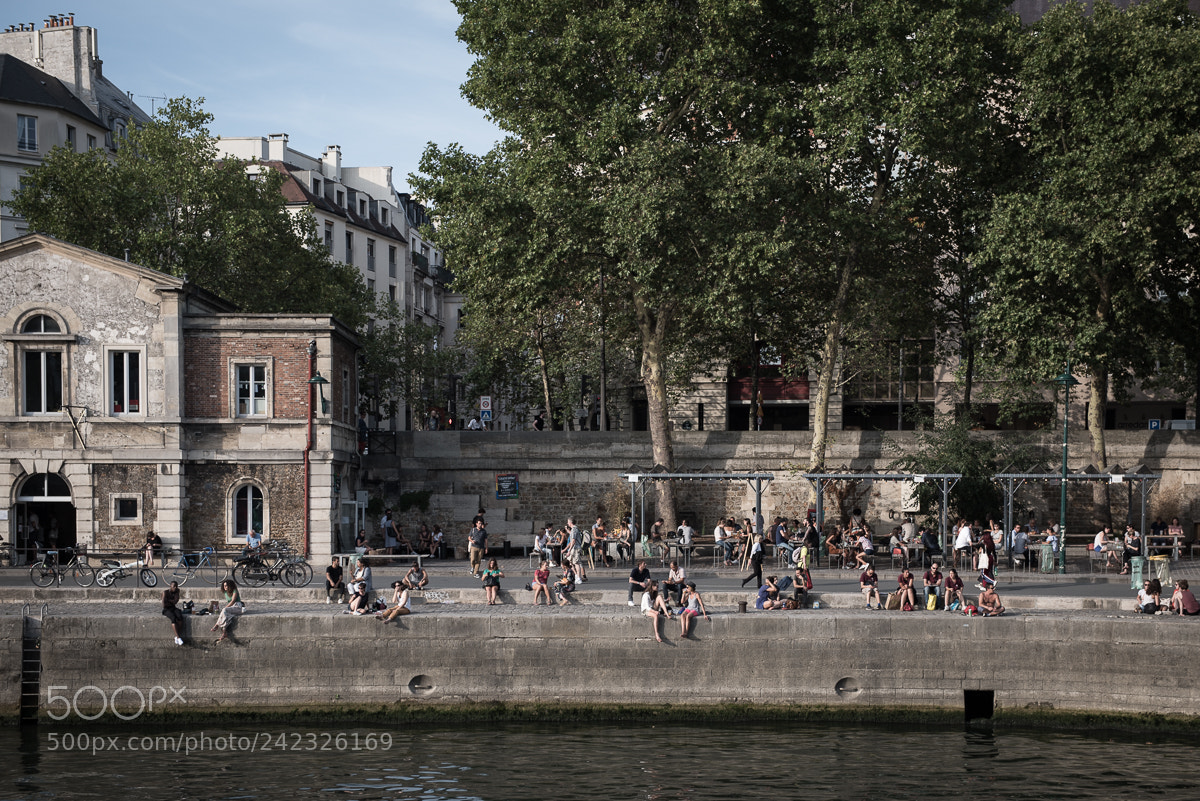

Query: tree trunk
[[534, 331, 552, 431], [633, 293, 677, 530], [961, 335, 976, 422], [1087, 369, 1111, 529], [808, 246, 858, 506]]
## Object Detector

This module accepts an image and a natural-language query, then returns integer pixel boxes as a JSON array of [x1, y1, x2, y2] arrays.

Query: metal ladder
[[19, 603, 47, 726]]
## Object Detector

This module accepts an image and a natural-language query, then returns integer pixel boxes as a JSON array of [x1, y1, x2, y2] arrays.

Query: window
[[312, 177, 321, 196], [20, 314, 65, 415], [336, 189, 344, 207], [232, 484, 265, 543], [388, 284, 396, 302], [388, 246, 397, 278], [111, 494, 142, 525], [87, 134, 96, 150], [324, 221, 333, 252], [367, 278, 375, 292], [17, 115, 37, 152], [367, 238, 376, 272], [342, 367, 351, 422], [66, 125, 76, 151], [359, 198, 367, 216], [108, 350, 141, 414], [236, 364, 267, 416], [381, 207, 388, 226], [345, 231, 353, 263]]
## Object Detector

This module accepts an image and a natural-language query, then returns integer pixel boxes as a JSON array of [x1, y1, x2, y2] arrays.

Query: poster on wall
[[495, 473, 519, 500]]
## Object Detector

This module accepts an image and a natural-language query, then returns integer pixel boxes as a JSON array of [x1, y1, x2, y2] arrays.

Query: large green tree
[[418, 0, 813, 525], [784, 0, 1019, 476], [11, 97, 371, 329], [979, 0, 1200, 523]]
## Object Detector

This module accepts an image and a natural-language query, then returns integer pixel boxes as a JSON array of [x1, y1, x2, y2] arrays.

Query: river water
[[2, 721, 1193, 800]]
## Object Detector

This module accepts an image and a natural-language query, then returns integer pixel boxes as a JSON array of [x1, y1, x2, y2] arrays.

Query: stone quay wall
[[11, 610, 1200, 721], [369, 429, 1200, 549]]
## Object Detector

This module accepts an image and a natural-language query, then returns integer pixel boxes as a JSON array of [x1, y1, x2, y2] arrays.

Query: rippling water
[[2, 721, 1193, 801]]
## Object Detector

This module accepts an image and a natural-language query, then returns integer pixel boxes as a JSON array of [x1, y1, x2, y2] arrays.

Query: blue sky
[[7, 1, 504, 191]]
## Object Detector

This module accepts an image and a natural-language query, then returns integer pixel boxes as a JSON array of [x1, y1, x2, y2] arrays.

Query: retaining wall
[[11, 610, 1200, 721]]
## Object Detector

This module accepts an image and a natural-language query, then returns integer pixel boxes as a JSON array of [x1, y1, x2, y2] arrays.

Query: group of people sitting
[[324, 556, 430, 619], [1135, 577, 1200, 616], [532, 516, 679, 571], [859, 561, 1004, 615], [357, 513, 444, 557]]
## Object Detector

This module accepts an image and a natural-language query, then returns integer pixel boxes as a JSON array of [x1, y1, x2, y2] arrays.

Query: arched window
[[232, 484, 265, 543], [22, 314, 61, 333]]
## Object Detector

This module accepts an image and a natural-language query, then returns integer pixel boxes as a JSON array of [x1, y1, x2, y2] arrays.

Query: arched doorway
[[15, 473, 76, 559]]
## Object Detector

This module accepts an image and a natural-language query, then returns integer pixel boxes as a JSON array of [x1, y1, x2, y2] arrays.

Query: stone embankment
[[5, 585, 1198, 724]]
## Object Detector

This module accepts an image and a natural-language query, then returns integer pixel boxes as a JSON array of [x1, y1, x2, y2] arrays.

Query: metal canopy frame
[[994, 470, 1161, 562], [800, 472, 963, 553], [619, 472, 775, 538]]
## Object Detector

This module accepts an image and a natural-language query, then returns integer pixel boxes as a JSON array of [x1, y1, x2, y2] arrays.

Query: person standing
[[563, 517, 586, 581], [467, 519, 488, 578], [741, 536, 765, 589], [381, 509, 397, 554]]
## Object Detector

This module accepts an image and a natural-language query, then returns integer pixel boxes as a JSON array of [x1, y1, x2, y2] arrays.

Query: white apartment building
[[0, 15, 150, 241], [217, 134, 459, 430]]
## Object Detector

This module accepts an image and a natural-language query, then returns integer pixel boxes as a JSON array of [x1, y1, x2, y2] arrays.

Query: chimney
[[322, 145, 342, 181]]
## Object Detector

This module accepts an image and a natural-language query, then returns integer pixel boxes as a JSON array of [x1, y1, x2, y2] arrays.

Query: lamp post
[[1054, 361, 1079, 574]]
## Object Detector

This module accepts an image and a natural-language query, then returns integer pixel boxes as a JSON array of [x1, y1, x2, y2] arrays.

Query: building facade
[[215, 134, 458, 431], [0, 235, 361, 561], [0, 15, 150, 241]]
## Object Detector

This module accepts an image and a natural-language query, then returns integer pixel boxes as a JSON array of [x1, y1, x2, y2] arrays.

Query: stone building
[[0, 15, 150, 241], [0, 234, 361, 560], [216, 135, 459, 431]]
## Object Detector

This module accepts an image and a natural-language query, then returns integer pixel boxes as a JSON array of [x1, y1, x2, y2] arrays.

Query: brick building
[[0, 234, 362, 561]]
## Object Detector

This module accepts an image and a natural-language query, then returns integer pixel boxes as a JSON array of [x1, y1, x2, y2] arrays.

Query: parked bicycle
[[95, 557, 158, 588], [29, 547, 94, 588], [235, 542, 312, 587], [168, 546, 223, 586]]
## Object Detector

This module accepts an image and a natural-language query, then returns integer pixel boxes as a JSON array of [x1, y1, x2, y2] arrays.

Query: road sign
[[1149, 419, 1162, 430], [480, 395, 492, 411], [481, 409, 493, 421]]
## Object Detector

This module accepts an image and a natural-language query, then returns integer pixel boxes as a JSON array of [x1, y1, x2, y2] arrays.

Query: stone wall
[[13, 611, 1200, 720], [184, 463, 305, 551], [369, 430, 1200, 550], [93, 463, 158, 551]]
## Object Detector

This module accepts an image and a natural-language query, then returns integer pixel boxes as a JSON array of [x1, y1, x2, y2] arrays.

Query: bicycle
[[30, 548, 95, 588], [168, 547, 223, 586], [235, 543, 312, 587], [95, 557, 158, 588]]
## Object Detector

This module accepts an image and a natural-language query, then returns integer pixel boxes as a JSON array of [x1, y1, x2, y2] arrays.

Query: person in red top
[[860, 565, 882, 609], [896, 566, 916, 610], [944, 568, 966, 612], [1170, 579, 1200, 616]]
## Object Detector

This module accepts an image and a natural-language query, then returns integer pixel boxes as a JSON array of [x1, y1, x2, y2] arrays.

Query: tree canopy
[[11, 97, 372, 331]]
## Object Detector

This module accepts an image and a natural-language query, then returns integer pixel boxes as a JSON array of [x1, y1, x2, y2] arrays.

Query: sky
[[6, 0, 504, 192]]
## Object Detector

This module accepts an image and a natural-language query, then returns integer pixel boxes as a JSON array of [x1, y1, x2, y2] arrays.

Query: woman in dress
[[211, 578, 243, 642], [481, 558, 504, 605]]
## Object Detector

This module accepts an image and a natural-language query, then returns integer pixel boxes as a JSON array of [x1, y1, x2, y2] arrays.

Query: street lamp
[[1053, 361, 1079, 574], [308, 372, 330, 415]]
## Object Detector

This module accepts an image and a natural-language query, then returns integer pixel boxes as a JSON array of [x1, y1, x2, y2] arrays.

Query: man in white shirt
[[714, 519, 734, 565]]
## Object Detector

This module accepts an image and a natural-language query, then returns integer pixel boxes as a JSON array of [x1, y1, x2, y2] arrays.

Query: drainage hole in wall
[[408, 675, 436, 696], [834, 677, 861, 697], [964, 689, 994, 721]]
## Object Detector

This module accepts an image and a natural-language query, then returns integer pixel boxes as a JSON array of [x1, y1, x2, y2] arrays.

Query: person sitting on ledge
[[860, 564, 882, 609], [641, 579, 673, 643], [401, 563, 429, 591], [628, 560, 652, 606], [923, 562, 943, 609], [376, 582, 412, 622], [1170, 579, 1200, 616], [756, 576, 784, 610], [944, 568, 966, 611], [678, 582, 710, 638], [896, 566, 917, 610], [1136, 578, 1162, 614], [977, 584, 1005, 616], [324, 556, 347, 604], [554, 559, 577, 606]]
